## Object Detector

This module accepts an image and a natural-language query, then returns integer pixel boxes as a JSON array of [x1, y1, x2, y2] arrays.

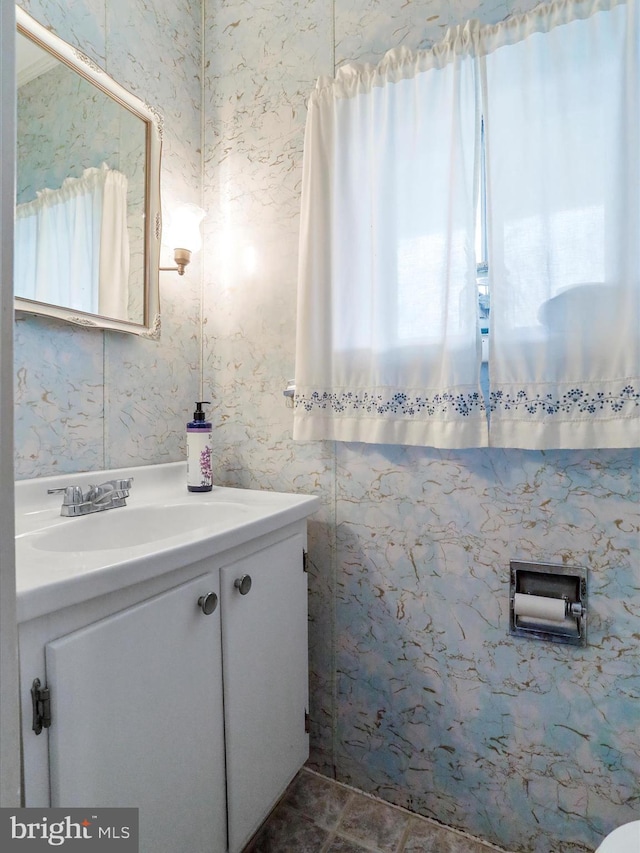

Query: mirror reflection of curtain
[[14, 163, 129, 318]]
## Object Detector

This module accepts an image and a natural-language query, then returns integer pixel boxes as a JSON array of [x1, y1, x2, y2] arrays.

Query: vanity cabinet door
[[220, 532, 309, 853], [45, 573, 226, 853]]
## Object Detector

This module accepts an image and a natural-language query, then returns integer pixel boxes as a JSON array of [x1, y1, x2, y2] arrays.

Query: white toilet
[[595, 821, 640, 852]]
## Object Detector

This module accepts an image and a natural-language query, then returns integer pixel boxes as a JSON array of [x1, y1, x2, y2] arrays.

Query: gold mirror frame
[[15, 7, 163, 338]]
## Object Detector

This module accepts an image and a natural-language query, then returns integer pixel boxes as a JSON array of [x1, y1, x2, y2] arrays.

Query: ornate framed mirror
[[15, 7, 163, 337]]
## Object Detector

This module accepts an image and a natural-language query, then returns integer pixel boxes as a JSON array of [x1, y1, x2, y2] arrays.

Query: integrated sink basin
[[15, 460, 320, 624], [31, 502, 250, 552]]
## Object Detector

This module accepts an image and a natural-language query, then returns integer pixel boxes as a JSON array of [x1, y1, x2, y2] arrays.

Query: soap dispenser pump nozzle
[[192, 401, 211, 421]]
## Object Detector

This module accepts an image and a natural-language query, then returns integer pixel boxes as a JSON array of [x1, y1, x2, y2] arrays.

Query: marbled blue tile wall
[[201, 2, 640, 853], [14, 0, 202, 478]]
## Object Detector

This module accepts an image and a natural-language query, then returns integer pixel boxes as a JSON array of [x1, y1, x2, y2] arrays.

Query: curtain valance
[[294, 0, 638, 449]]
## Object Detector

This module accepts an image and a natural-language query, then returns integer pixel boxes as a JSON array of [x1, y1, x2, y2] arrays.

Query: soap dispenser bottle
[[187, 401, 212, 492]]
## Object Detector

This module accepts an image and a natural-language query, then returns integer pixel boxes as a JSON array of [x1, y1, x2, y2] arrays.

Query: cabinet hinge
[[305, 710, 311, 734], [31, 678, 52, 735], [303, 549, 309, 573]]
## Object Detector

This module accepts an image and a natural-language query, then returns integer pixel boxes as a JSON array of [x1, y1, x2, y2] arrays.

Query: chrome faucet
[[48, 478, 133, 517]]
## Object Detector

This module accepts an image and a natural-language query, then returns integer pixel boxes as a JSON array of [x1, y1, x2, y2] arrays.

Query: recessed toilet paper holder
[[509, 560, 588, 647]]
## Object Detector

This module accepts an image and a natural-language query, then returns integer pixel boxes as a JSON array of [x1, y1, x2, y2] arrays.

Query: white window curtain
[[484, 0, 638, 448], [15, 163, 130, 318], [294, 0, 639, 450], [293, 32, 488, 448]]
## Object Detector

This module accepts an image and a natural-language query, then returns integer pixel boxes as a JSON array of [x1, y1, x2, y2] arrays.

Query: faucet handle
[[47, 485, 83, 505], [87, 477, 133, 506], [114, 477, 133, 490], [94, 477, 133, 492]]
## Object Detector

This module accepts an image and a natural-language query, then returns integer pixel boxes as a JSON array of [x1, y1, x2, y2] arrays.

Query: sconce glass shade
[[168, 203, 206, 253], [160, 203, 206, 275]]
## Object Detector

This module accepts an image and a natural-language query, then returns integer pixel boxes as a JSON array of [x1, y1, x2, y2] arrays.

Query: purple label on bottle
[[187, 430, 212, 490]]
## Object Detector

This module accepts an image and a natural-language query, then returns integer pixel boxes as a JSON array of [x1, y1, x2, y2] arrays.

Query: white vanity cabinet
[[18, 519, 311, 853]]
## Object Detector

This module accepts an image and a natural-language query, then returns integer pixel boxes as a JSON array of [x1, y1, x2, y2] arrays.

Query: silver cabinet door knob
[[198, 592, 218, 615], [234, 575, 252, 595]]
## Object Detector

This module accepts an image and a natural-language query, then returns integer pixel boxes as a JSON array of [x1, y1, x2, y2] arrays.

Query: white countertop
[[15, 462, 320, 623]]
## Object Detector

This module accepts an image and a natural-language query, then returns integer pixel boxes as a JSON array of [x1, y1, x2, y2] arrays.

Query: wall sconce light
[[160, 203, 206, 275]]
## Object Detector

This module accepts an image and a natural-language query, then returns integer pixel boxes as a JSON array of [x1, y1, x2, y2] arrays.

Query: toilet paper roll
[[513, 593, 567, 622]]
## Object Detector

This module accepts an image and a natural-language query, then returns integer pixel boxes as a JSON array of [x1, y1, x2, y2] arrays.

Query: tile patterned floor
[[243, 767, 512, 853]]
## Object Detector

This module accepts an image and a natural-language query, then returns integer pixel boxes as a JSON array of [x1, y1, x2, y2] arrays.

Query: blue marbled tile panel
[[14, 316, 104, 477], [334, 444, 639, 852]]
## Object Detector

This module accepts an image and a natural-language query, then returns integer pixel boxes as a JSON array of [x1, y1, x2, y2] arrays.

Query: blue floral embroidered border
[[295, 390, 485, 418], [295, 385, 640, 420], [489, 384, 640, 416]]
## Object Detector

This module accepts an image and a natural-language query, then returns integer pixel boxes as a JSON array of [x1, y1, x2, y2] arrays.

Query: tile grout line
[[395, 819, 414, 853], [318, 791, 355, 853], [319, 829, 336, 853], [309, 785, 409, 853], [329, 790, 396, 853]]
